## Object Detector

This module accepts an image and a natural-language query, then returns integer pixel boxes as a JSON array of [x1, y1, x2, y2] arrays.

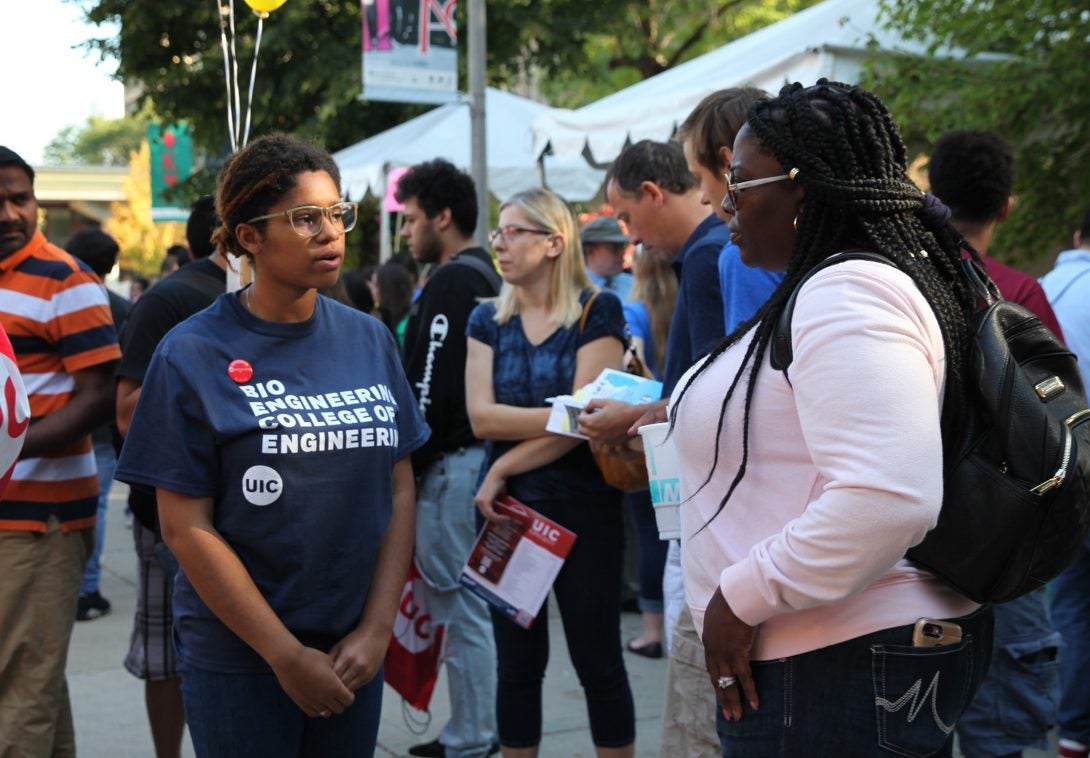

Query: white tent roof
[[532, 0, 934, 164], [333, 87, 605, 203]]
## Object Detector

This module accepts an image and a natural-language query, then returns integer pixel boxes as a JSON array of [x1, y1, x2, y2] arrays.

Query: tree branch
[[665, 0, 751, 69]]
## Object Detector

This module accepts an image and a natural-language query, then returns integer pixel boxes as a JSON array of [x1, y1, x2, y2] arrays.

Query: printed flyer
[[546, 368, 663, 439], [459, 496, 576, 628]]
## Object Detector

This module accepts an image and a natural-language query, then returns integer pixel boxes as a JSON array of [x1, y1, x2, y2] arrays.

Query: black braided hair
[[671, 80, 979, 526]]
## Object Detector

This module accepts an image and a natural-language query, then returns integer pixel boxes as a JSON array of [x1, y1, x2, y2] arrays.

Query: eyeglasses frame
[[721, 167, 800, 212], [488, 225, 553, 245], [244, 201, 359, 238]]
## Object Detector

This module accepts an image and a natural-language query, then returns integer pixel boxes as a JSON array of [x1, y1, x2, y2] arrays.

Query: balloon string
[[228, 0, 242, 148], [242, 15, 263, 148], [217, 1, 237, 152]]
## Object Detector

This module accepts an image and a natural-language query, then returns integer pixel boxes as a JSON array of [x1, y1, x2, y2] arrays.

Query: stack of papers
[[546, 368, 663, 439]]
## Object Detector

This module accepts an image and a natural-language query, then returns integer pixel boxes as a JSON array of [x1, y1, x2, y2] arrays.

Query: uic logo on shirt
[[242, 465, 283, 506]]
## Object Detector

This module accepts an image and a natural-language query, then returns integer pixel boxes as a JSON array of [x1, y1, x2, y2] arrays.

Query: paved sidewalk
[[66, 483, 1059, 757], [67, 483, 667, 757]]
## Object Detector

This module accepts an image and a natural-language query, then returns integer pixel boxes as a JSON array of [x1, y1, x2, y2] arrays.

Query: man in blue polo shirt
[[581, 139, 734, 756], [605, 140, 726, 395]]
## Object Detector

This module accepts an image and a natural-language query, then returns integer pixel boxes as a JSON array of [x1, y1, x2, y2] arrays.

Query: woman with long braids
[[670, 81, 994, 756], [116, 133, 428, 757]]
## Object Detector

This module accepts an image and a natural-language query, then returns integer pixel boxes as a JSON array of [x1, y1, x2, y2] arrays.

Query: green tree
[[76, 0, 820, 154], [78, 1, 428, 155], [106, 142, 187, 276], [43, 113, 148, 167], [868, 0, 1090, 272], [489, 0, 819, 107]]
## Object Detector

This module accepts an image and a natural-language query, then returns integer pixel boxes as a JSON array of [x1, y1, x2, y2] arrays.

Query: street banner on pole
[[361, 0, 459, 104], [148, 122, 193, 223]]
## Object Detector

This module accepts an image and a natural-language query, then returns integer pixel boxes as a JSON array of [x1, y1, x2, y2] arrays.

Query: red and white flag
[[384, 561, 445, 711]]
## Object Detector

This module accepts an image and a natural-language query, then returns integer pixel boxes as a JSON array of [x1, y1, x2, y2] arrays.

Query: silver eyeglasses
[[722, 168, 800, 212], [245, 201, 359, 238]]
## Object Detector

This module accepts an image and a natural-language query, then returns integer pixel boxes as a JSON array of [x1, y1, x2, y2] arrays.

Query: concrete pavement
[[66, 483, 1059, 757]]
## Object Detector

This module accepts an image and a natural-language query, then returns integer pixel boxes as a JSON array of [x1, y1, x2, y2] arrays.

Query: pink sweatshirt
[[672, 260, 977, 661]]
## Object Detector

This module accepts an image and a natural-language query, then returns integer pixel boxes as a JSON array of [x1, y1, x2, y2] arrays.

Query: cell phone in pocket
[[912, 617, 963, 647]]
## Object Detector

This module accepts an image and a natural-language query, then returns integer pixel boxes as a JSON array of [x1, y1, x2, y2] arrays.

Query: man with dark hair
[[581, 140, 728, 450], [114, 194, 225, 758], [0, 145, 120, 756], [65, 227, 131, 621], [579, 140, 728, 756], [930, 129, 1065, 758], [395, 159, 500, 758], [604, 139, 727, 394], [1041, 206, 1090, 758]]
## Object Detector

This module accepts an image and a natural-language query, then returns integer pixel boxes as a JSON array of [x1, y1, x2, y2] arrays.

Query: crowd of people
[[0, 77, 1089, 758]]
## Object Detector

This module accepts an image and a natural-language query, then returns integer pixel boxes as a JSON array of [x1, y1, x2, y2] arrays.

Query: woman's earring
[[793, 215, 799, 232]]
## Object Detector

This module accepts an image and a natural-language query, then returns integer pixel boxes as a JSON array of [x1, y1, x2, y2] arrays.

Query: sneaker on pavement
[[407, 739, 500, 757], [76, 591, 111, 622]]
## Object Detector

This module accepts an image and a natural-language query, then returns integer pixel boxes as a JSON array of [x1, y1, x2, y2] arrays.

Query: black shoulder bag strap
[[769, 251, 895, 376], [452, 254, 503, 295]]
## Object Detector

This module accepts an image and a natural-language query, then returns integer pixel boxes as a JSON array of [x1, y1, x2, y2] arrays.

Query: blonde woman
[[466, 188, 635, 757], [624, 244, 677, 381]]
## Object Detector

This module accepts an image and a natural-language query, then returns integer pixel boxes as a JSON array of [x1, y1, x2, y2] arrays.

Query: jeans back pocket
[[871, 636, 977, 757]]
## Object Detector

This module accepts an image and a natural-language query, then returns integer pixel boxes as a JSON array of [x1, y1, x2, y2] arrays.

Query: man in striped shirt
[[0, 146, 120, 756]]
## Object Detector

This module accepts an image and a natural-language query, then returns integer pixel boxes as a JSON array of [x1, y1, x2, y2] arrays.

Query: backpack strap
[[451, 253, 503, 294], [769, 251, 895, 372]]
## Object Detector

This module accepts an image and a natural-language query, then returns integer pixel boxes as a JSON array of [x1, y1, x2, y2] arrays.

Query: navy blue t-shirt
[[115, 292, 429, 673], [466, 289, 626, 504], [662, 214, 729, 395]]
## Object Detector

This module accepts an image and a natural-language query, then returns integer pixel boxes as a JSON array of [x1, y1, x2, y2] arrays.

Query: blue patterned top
[[467, 289, 626, 503]]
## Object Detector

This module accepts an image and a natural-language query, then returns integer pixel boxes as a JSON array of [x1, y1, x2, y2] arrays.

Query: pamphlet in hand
[[459, 496, 576, 629], [546, 368, 664, 439]]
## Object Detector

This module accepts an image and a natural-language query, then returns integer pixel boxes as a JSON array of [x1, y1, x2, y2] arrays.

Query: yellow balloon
[[244, 0, 287, 13]]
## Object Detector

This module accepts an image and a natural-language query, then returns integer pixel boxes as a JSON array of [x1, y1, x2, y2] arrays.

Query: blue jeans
[[956, 587, 1061, 756], [490, 494, 635, 749], [181, 663, 383, 757], [626, 490, 667, 614], [415, 446, 497, 758], [1052, 534, 1090, 744], [81, 438, 116, 595], [715, 607, 994, 757]]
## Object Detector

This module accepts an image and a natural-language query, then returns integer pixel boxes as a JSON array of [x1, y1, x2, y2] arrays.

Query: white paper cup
[[638, 422, 682, 540]]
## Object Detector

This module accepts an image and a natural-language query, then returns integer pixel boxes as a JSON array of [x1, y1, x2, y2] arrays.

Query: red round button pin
[[228, 359, 253, 384]]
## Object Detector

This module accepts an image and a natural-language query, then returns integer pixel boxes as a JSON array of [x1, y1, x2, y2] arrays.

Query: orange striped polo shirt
[[0, 230, 121, 532]]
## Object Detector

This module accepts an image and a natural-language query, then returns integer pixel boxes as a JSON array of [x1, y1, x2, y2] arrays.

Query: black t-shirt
[[402, 248, 500, 471], [118, 257, 227, 382], [118, 256, 226, 525]]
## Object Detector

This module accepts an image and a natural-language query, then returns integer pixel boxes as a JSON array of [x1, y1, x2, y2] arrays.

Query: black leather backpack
[[770, 251, 1090, 604]]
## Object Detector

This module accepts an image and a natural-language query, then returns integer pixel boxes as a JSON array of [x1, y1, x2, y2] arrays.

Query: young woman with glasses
[[466, 188, 636, 757], [116, 133, 429, 757], [670, 82, 994, 756]]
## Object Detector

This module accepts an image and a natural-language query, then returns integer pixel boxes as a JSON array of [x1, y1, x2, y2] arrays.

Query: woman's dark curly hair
[[212, 132, 341, 259], [672, 80, 980, 524]]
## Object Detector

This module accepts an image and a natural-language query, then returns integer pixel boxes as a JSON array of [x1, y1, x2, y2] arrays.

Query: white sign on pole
[[361, 0, 459, 104]]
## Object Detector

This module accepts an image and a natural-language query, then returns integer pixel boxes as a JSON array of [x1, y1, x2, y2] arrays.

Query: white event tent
[[532, 0, 939, 165], [333, 87, 606, 204]]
